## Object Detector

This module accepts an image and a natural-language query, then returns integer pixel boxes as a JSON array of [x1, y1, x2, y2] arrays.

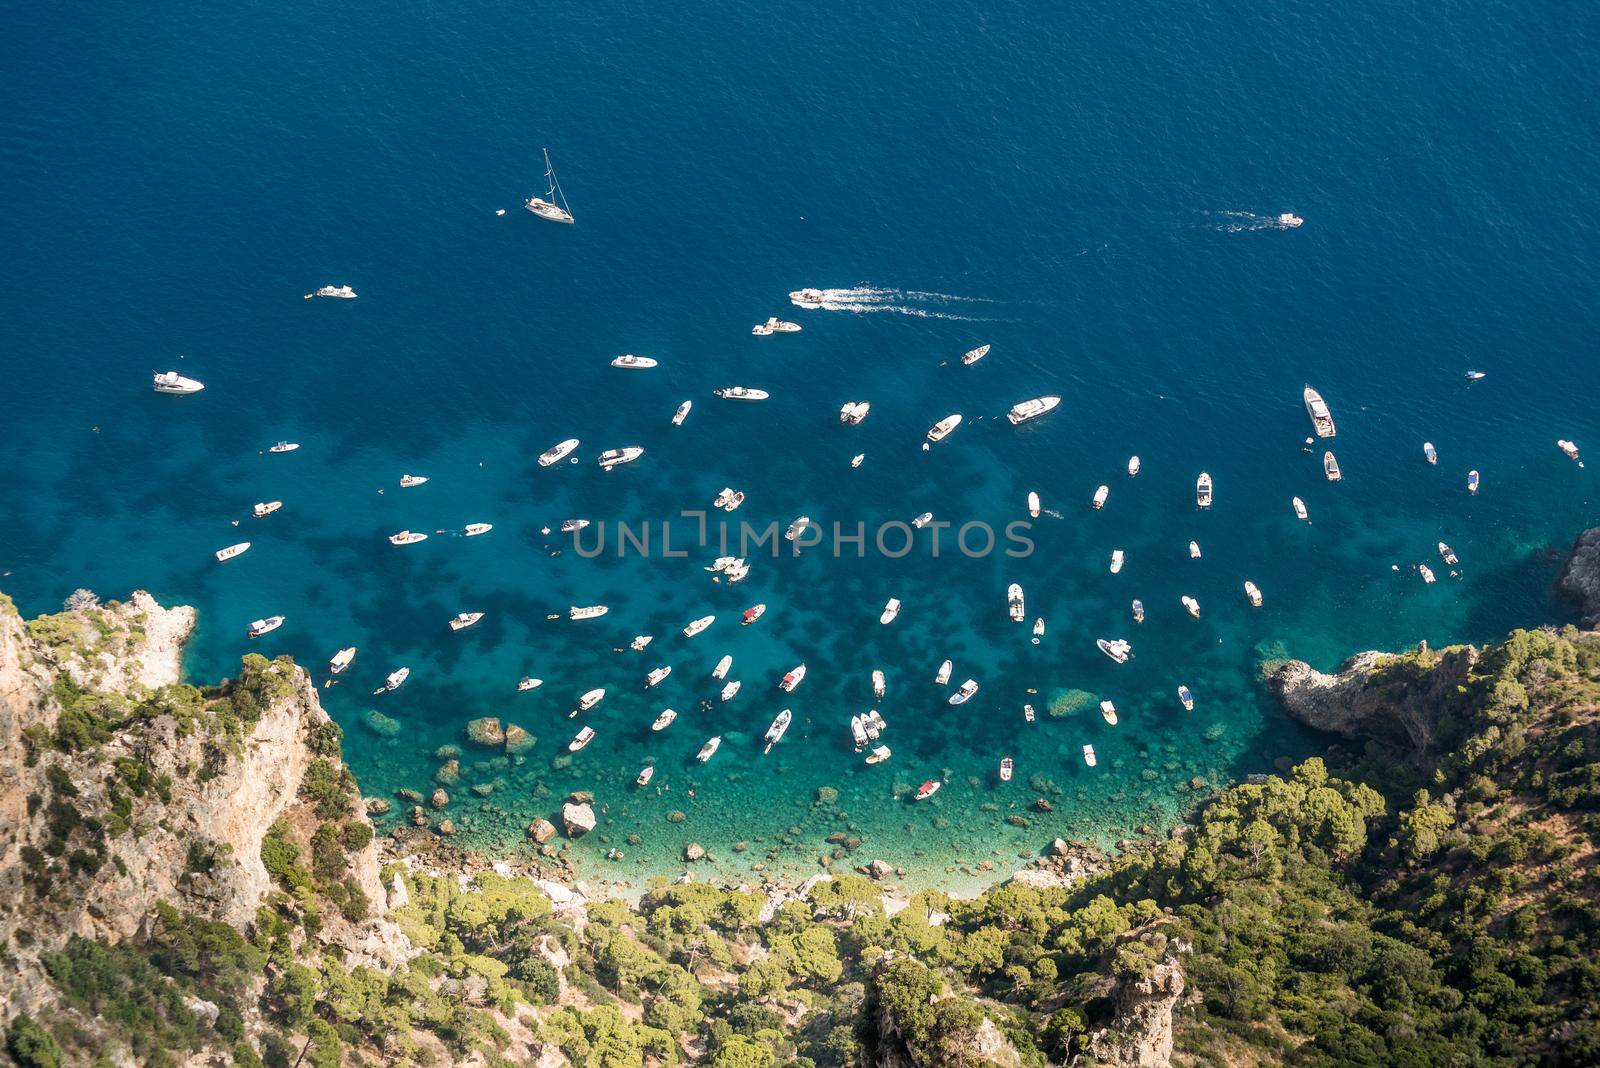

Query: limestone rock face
[[561, 801, 596, 838], [1269, 645, 1478, 755], [1556, 526, 1600, 625], [1085, 950, 1186, 1068]]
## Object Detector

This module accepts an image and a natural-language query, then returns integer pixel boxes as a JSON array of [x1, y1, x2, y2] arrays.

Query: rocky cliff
[[1269, 644, 1478, 756], [1556, 525, 1600, 626]]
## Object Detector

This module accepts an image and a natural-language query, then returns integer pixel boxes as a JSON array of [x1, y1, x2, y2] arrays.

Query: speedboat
[[696, 736, 722, 762], [374, 667, 410, 694], [911, 512, 933, 529], [329, 647, 356, 675], [1293, 497, 1308, 521], [753, 317, 801, 335], [1439, 542, 1459, 566], [1182, 595, 1201, 619], [1097, 638, 1131, 664], [1092, 485, 1109, 510], [1278, 213, 1304, 228], [763, 709, 792, 753], [1189, 540, 1202, 559], [741, 603, 766, 625], [651, 708, 678, 731], [1196, 473, 1213, 508], [949, 679, 978, 705], [248, 616, 284, 638], [1178, 685, 1194, 711], [1420, 564, 1436, 584], [1083, 744, 1097, 767], [719, 492, 745, 512], [1128, 455, 1141, 477], [1423, 442, 1437, 465], [216, 542, 251, 561], [719, 681, 741, 702], [568, 727, 595, 752], [1558, 439, 1581, 464], [714, 386, 769, 401], [517, 676, 542, 691], [268, 441, 299, 453], [630, 635, 654, 651], [785, 516, 811, 541], [449, 612, 484, 631], [961, 344, 990, 365], [1110, 549, 1124, 574], [611, 354, 658, 369], [1467, 470, 1480, 494], [598, 446, 644, 471], [578, 688, 606, 711], [789, 288, 826, 307], [926, 414, 963, 443], [538, 439, 580, 467], [569, 605, 609, 620], [561, 519, 590, 533], [1465, 370, 1486, 381], [645, 666, 671, 688], [851, 453, 865, 468], [389, 530, 428, 546], [935, 660, 952, 685], [850, 715, 870, 749], [1023, 704, 1035, 722], [872, 669, 886, 700], [1032, 617, 1045, 642], [1007, 583, 1025, 622], [399, 474, 429, 488], [880, 598, 901, 625], [306, 284, 357, 299], [1100, 700, 1117, 725], [1006, 396, 1061, 426], [672, 401, 692, 426], [863, 710, 886, 741], [463, 523, 493, 536], [1303, 386, 1336, 438], [999, 757, 1013, 781], [779, 664, 806, 692], [866, 745, 892, 764], [636, 765, 655, 786], [711, 655, 732, 680], [1323, 451, 1342, 482], [153, 371, 204, 394], [683, 614, 715, 638], [1244, 581, 1263, 607], [914, 780, 941, 801], [839, 401, 871, 425], [1132, 599, 1145, 623], [1027, 491, 1041, 517]]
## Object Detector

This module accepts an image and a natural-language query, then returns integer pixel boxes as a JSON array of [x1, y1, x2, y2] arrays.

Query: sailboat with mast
[[525, 149, 574, 224]]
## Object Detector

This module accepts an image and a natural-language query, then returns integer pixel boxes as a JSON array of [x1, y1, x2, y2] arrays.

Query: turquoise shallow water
[[2, 0, 1597, 886]]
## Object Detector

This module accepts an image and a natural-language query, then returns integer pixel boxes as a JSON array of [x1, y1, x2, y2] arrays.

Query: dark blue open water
[[3, 0, 1597, 886]]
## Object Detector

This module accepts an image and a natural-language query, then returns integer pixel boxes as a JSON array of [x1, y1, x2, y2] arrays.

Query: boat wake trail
[[803, 286, 996, 321], [1205, 211, 1299, 233]]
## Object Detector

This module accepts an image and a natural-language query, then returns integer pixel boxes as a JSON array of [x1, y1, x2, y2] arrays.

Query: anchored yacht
[[252, 501, 282, 518], [1182, 595, 1201, 619], [329, 648, 356, 675], [568, 727, 595, 752], [645, 666, 671, 688], [463, 523, 493, 536], [1110, 549, 1124, 574], [1303, 386, 1336, 438], [712, 655, 732, 680], [1424, 442, 1438, 465], [525, 149, 575, 223], [879, 598, 901, 625], [598, 446, 644, 471], [153, 371, 204, 394], [752, 317, 801, 335], [306, 285, 357, 299], [374, 667, 409, 694], [569, 605, 609, 620], [389, 530, 428, 546], [779, 664, 806, 692], [611, 354, 658, 369], [935, 660, 952, 685], [538, 439, 579, 467], [248, 616, 284, 638], [961, 344, 990, 366], [1093, 485, 1109, 510], [1179, 686, 1195, 711], [1128, 455, 1141, 477], [840, 401, 870, 424], [448, 612, 484, 631], [949, 679, 978, 705], [1323, 452, 1342, 482], [926, 414, 963, 443], [1005, 396, 1060, 425], [269, 441, 299, 453], [651, 708, 678, 731], [1097, 638, 1132, 664], [216, 542, 251, 562], [672, 401, 692, 426], [1007, 583, 1025, 622], [1244, 581, 1263, 607], [399, 474, 429, 488], [1196, 473, 1213, 508], [872, 669, 886, 700], [714, 386, 769, 400], [697, 736, 722, 762], [763, 710, 792, 753], [741, 603, 766, 625], [683, 615, 715, 638]]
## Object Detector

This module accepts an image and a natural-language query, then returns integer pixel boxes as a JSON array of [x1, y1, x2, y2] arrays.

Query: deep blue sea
[[4, 0, 1597, 887]]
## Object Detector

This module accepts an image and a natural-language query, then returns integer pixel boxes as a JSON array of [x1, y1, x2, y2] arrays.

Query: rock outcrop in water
[[1269, 644, 1478, 756], [1556, 525, 1600, 625]]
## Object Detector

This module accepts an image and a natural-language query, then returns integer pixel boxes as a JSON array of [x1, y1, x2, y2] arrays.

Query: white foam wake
[[1205, 211, 1298, 233], [797, 285, 995, 321]]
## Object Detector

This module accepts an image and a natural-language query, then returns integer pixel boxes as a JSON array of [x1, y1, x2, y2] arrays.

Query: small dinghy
[[399, 474, 429, 488], [463, 523, 493, 536], [1100, 700, 1118, 725], [926, 414, 963, 443], [872, 669, 887, 700], [1032, 617, 1045, 644], [1196, 472, 1213, 508], [1178, 685, 1194, 711], [779, 664, 807, 692], [268, 441, 299, 453], [935, 660, 953, 685], [712, 655, 732, 680], [1182, 595, 1201, 619], [630, 635, 654, 652], [1439, 542, 1459, 566], [1082, 744, 1097, 767], [636, 765, 655, 786], [683, 615, 715, 638], [1420, 564, 1437, 584], [389, 530, 428, 546], [1423, 442, 1438, 465], [645, 666, 671, 688], [651, 708, 677, 731], [763, 710, 792, 753], [569, 605, 609, 620], [1293, 497, 1308, 521], [1188, 540, 1202, 559], [949, 679, 979, 705], [1127, 455, 1141, 477], [329, 647, 356, 675], [449, 612, 484, 631], [538, 439, 580, 467], [741, 603, 766, 625], [568, 727, 595, 752], [866, 745, 892, 765], [253, 501, 282, 518], [1007, 583, 1026, 622], [720, 681, 741, 702], [1097, 638, 1132, 664], [248, 616, 285, 639], [1324, 450, 1343, 482], [374, 667, 410, 694], [216, 541, 251, 561], [1110, 549, 1124, 574], [697, 736, 722, 762], [672, 401, 692, 426], [579, 688, 606, 711], [517, 676, 542, 692], [1131, 599, 1145, 623], [1027, 491, 1041, 517], [999, 757, 1013, 781], [1244, 581, 1263, 607], [961, 343, 990, 365], [1467, 470, 1480, 494], [880, 598, 901, 625]]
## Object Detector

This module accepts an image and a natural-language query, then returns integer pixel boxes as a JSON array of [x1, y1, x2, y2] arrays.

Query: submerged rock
[[362, 710, 401, 737], [684, 842, 705, 862], [868, 859, 893, 881], [561, 802, 596, 838], [429, 789, 449, 809], [503, 723, 535, 753], [433, 759, 461, 785], [1557, 526, 1600, 625], [464, 717, 504, 747]]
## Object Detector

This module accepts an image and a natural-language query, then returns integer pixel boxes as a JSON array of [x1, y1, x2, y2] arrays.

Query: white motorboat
[[449, 612, 484, 631], [1467, 470, 1480, 494], [911, 512, 933, 529], [753, 317, 801, 335], [683, 615, 715, 638], [216, 542, 251, 562], [611, 354, 658, 369], [839, 401, 871, 425], [1092, 485, 1110, 510], [1279, 212, 1304, 228], [630, 634, 654, 651], [1423, 442, 1438, 465], [872, 669, 886, 700], [1100, 700, 1118, 725], [1182, 595, 1201, 619], [651, 708, 678, 731], [926, 414, 963, 443], [569, 604, 609, 620], [1188, 540, 1201, 559], [866, 745, 892, 765], [1420, 564, 1436, 584], [779, 664, 806, 692], [742, 603, 766, 625], [714, 386, 769, 400], [697, 736, 722, 762], [1097, 638, 1131, 664], [763, 709, 792, 753], [879, 598, 901, 625], [1179, 685, 1195, 711], [1083, 744, 1097, 767], [717, 490, 745, 512], [252, 500, 282, 518], [999, 756, 1013, 781], [1244, 581, 1263, 607], [1196, 472, 1213, 508], [1323, 451, 1342, 482], [645, 666, 672, 688], [785, 516, 812, 541], [568, 726, 595, 752], [1128, 455, 1141, 477], [248, 616, 284, 638], [389, 530, 428, 546], [578, 687, 606, 711], [672, 401, 692, 426], [463, 523, 493, 536], [914, 780, 941, 801], [711, 655, 732, 680], [850, 715, 869, 749], [935, 659, 952, 685], [1132, 599, 1145, 623], [789, 288, 826, 307], [1439, 542, 1459, 566], [1110, 549, 1124, 574], [329, 647, 356, 675], [1032, 617, 1045, 642], [851, 453, 865, 468], [1005, 396, 1060, 426], [636, 765, 655, 786], [517, 676, 543, 692], [1023, 704, 1035, 723], [726, 560, 751, 583], [374, 667, 410, 694], [305, 284, 357, 299], [949, 679, 978, 705], [268, 441, 299, 453], [399, 474, 429, 488], [961, 343, 990, 365], [598, 446, 644, 471], [526, 148, 575, 224], [1465, 371, 1486, 381], [1027, 491, 1041, 517], [720, 681, 741, 702], [1558, 439, 1582, 465], [1303, 386, 1336, 438], [538, 439, 580, 467], [1293, 497, 1309, 521], [153, 371, 204, 394]]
